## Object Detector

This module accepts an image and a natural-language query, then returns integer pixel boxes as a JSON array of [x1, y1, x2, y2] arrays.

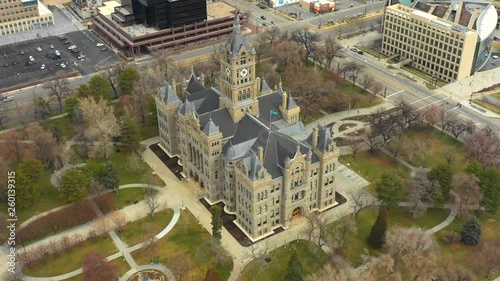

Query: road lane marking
[[416, 97, 447, 110], [409, 92, 441, 105], [386, 90, 404, 98]]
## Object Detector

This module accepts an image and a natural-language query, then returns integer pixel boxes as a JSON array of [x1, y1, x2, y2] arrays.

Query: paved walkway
[[18, 183, 180, 281]]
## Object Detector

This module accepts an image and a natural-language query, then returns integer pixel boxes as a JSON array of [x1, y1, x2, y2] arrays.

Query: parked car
[[357, 51, 364, 55], [56, 62, 60, 66], [37, 46, 42, 52], [493, 55, 499, 59], [58, 34, 66, 40], [26, 60, 33, 66], [101, 47, 108, 51], [68, 45, 77, 50], [50, 44, 54, 49], [41, 64, 45, 70], [61, 63, 66, 68], [96, 43, 104, 47], [29, 55, 34, 61], [55, 50, 61, 56], [11, 62, 16, 65], [77, 54, 86, 59], [19, 50, 25, 55], [4, 96, 14, 102], [261, 15, 266, 20], [3, 63, 8, 67], [64, 40, 71, 44]]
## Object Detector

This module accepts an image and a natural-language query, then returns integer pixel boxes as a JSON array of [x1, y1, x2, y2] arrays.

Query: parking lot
[[0, 30, 121, 89]]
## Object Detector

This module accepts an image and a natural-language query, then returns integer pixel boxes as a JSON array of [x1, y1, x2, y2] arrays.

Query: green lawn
[[24, 235, 118, 277], [336, 81, 383, 109], [241, 240, 328, 281], [131, 209, 232, 281], [62, 258, 130, 281], [117, 209, 174, 247], [474, 99, 500, 115], [402, 126, 468, 172], [45, 116, 74, 141], [301, 112, 324, 125], [140, 125, 159, 140], [336, 206, 450, 267], [95, 187, 151, 213], [92, 152, 164, 186], [0, 170, 62, 225], [339, 150, 412, 191], [436, 212, 500, 281]]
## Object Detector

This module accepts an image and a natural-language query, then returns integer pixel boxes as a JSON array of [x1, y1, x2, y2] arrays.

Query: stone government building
[[155, 15, 340, 240]]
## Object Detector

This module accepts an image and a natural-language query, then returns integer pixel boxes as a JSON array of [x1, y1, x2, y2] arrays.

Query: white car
[[493, 55, 499, 59], [96, 43, 104, 47], [41, 64, 45, 70], [3, 96, 14, 102], [55, 50, 61, 56], [61, 63, 66, 68], [50, 44, 54, 49], [68, 45, 76, 50], [37, 47, 42, 52], [29, 56, 34, 61]]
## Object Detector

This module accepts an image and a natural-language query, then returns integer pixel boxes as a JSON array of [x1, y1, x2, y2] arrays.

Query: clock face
[[240, 68, 248, 77], [225, 67, 231, 76]]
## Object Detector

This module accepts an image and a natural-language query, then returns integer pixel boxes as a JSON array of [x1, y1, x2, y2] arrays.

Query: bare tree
[[347, 137, 365, 158], [386, 134, 410, 159], [406, 172, 434, 218], [0, 102, 9, 128], [288, 68, 328, 121], [339, 63, 353, 79], [142, 224, 160, 258], [447, 115, 474, 140], [245, 239, 272, 281], [272, 40, 303, 74], [396, 99, 420, 129], [100, 62, 126, 98], [422, 105, 439, 140], [43, 76, 71, 112], [305, 262, 360, 281], [369, 108, 399, 144], [363, 131, 382, 152], [350, 63, 364, 85], [110, 211, 127, 231], [14, 101, 33, 130], [435, 265, 475, 281], [384, 227, 439, 281], [349, 188, 377, 222], [150, 49, 177, 81], [83, 250, 119, 281], [474, 241, 500, 280], [438, 107, 451, 133], [26, 124, 62, 168], [463, 127, 500, 168], [291, 27, 320, 60], [144, 187, 159, 218], [360, 254, 400, 281], [78, 97, 121, 159], [452, 172, 482, 219], [370, 81, 383, 97], [93, 217, 112, 235], [59, 235, 72, 252], [304, 212, 329, 258], [326, 215, 357, 250], [316, 36, 342, 70], [261, 26, 281, 47], [170, 251, 193, 281], [360, 74, 375, 91]]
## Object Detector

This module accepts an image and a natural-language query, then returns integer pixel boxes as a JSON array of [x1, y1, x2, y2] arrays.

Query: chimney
[[171, 78, 176, 92], [282, 90, 288, 110], [312, 127, 319, 148], [258, 146, 264, 163]]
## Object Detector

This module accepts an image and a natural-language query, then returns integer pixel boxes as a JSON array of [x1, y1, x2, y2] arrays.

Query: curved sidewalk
[[19, 183, 180, 281]]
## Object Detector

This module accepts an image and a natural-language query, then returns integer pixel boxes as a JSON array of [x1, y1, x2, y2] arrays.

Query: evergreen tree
[[284, 250, 303, 281], [464, 161, 483, 178], [15, 171, 38, 208], [88, 75, 113, 100], [100, 162, 119, 193], [33, 96, 52, 125], [375, 171, 403, 207], [367, 205, 388, 249], [429, 164, 453, 202], [120, 116, 141, 151], [461, 217, 481, 245], [118, 66, 141, 95], [16, 158, 45, 181], [479, 168, 500, 213], [64, 96, 80, 120], [60, 169, 90, 203], [211, 205, 223, 243], [147, 98, 158, 126]]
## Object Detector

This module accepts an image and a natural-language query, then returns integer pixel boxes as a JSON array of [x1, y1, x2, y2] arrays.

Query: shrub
[[368, 206, 388, 249], [461, 217, 481, 245], [441, 231, 461, 244]]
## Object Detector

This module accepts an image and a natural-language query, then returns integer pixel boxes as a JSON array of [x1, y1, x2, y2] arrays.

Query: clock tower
[[219, 13, 260, 123]]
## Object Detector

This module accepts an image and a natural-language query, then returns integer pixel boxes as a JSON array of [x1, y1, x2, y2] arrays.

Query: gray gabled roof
[[224, 12, 256, 59], [286, 93, 299, 110], [186, 74, 206, 94], [261, 78, 271, 93], [159, 80, 180, 105], [178, 99, 196, 115], [202, 117, 220, 136], [305, 124, 334, 154], [243, 152, 265, 180], [257, 91, 283, 124]]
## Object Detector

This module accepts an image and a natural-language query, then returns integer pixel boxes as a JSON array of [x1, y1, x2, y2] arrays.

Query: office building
[[92, 0, 235, 57], [381, 1, 497, 82], [155, 16, 341, 240], [0, 0, 54, 36]]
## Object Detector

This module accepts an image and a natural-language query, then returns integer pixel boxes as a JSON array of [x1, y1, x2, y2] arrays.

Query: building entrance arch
[[292, 207, 302, 219]]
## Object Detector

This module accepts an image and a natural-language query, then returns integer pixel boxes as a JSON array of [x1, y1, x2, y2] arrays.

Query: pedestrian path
[[18, 183, 180, 281], [336, 163, 370, 186]]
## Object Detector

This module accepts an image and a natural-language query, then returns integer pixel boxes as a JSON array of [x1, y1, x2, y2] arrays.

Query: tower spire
[[233, 8, 241, 34]]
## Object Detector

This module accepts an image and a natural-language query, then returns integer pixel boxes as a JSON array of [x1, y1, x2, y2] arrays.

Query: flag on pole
[[270, 109, 279, 117]]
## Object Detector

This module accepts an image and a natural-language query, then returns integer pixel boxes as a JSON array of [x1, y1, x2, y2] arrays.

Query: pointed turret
[[158, 80, 180, 105], [224, 10, 255, 58], [202, 117, 220, 136]]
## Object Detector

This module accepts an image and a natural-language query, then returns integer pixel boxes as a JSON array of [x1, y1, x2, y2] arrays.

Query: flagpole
[[269, 110, 271, 130]]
